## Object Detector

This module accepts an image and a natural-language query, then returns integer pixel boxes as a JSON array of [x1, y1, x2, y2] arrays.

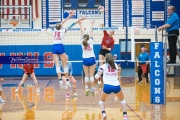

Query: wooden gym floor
[[0, 76, 180, 120]]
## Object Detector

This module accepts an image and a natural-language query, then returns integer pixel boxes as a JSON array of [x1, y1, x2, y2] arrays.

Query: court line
[[45, 80, 52, 88], [126, 103, 143, 120]]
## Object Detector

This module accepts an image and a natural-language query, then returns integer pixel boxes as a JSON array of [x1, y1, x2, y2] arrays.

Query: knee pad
[[56, 67, 61, 74], [99, 100, 104, 105], [85, 77, 89, 82], [63, 67, 68, 73], [90, 76, 94, 82], [121, 99, 126, 104], [20, 81, 24, 85], [0, 86, 2, 91]]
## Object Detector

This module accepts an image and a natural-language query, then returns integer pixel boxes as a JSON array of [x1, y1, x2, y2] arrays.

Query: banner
[[150, 42, 164, 104], [77, 9, 103, 19]]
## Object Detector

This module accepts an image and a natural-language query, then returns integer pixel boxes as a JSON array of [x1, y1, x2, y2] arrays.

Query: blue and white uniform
[[98, 63, 121, 94], [81, 37, 96, 66], [52, 28, 67, 54]]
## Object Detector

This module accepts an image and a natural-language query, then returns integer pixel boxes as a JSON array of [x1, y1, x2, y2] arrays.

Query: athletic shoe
[[59, 80, 64, 89], [123, 112, 128, 120], [91, 88, 95, 97], [123, 114, 129, 120], [15, 88, 19, 93], [138, 80, 142, 84], [102, 113, 107, 120], [36, 88, 40, 93], [0, 99, 5, 103], [66, 80, 71, 87], [72, 90, 78, 96], [85, 89, 89, 96], [66, 93, 70, 98]]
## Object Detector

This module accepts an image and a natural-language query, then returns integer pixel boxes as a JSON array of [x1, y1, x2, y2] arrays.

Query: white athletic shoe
[[0, 99, 5, 103], [123, 114, 129, 120], [102, 113, 107, 120], [15, 88, 19, 93]]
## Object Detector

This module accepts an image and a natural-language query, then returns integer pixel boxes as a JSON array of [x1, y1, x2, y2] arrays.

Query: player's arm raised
[[67, 17, 86, 31], [78, 21, 84, 38], [90, 19, 95, 37], [61, 14, 73, 25]]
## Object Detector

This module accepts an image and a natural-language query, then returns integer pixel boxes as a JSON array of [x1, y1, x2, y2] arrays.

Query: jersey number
[[54, 32, 61, 40], [108, 66, 115, 72]]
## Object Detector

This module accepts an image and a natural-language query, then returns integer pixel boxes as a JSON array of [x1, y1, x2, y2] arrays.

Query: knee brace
[[121, 99, 126, 104], [85, 77, 89, 82], [63, 67, 68, 73], [56, 67, 61, 74], [0, 86, 2, 91], [90, 76, 94, 82], [99, 100, 104, 105]]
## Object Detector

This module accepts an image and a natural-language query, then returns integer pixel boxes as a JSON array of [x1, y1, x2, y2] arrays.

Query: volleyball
[[98, 6, 104, 14]]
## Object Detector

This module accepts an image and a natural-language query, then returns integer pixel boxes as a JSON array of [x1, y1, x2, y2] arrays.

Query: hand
[[78, 21, 82, 25], [100, 24, 104, 27], [68, 13, 73, 18], [80, 17, 86, 21], [102, 45, 107, 49], [157, 26, 163, 32], [90, 19, 95, 24]]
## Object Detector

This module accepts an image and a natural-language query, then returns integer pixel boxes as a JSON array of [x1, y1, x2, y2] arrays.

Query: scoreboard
[[63, 0, 104, 9]]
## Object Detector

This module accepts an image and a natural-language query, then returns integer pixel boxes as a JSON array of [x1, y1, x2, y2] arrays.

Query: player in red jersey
[[99, 28, 115, 66], [15, 63, 40, 93], [98, 24, 115, 84]]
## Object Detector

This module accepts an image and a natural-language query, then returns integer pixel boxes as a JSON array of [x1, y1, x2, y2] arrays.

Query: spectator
[[158, 5, 179, 64], [137, 47, 150, 84]]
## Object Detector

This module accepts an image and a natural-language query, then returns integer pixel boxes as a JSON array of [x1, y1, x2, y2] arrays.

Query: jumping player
[[15, 63, 40, 93], [98, 23, 115, 84], [95, 53, 128, 120], [0, 78, 5, 102], [60, 55, 78, 97], [52, 14, 85, 89], [78, 19, 96, 96]]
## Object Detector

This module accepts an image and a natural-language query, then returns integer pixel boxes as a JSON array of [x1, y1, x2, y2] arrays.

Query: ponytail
[[105, 53, 116, 70], [82, 34, 89, 47]]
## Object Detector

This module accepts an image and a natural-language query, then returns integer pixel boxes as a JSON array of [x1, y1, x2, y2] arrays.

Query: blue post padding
[[150, 42, 164, 104]]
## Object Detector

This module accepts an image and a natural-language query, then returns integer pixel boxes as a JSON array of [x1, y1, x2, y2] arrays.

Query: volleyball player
[[60, 55, 77, 97], [95, 53, 128, 120], [0, 78, 5, 102], [78, 19, 96, 96], [15, 63, 40, 93], [98, 24, 115, 84], [53, 14, 86, 89]]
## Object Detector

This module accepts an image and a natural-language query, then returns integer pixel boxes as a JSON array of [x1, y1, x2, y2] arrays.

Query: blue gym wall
[[0, 44, 120, 76]]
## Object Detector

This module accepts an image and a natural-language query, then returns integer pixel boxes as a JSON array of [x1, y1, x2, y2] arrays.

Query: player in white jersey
[[95, 53, 128, 120], [78, 19, 96, 96], [52, 14, 85, 89]]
